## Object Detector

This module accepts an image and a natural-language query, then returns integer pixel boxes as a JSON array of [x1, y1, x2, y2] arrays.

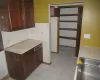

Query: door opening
[[58, 5, 83, 57], [49, 2, 83, 57]]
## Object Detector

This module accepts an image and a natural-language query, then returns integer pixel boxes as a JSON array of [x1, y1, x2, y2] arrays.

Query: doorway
[[50, 2, 83, 57], [58, 5, 83, 57]]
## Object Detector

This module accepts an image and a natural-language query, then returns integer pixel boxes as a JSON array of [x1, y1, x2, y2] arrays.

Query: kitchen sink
[[76, 57, 100, 80]]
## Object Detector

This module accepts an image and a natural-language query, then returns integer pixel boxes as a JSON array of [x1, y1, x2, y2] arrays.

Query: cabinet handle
[[34, 45, 42, 52], [14, 56, 20, 62]]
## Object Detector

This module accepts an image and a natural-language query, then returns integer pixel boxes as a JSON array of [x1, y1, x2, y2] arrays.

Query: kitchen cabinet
[[5, 43, 43, 80], [0, 0, 34, 31], [24, 0, 34, 28]]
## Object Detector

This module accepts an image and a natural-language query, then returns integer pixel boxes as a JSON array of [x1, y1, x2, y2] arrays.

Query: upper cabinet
[[24, 0, 34, 28], [0, 0, 34, 31]]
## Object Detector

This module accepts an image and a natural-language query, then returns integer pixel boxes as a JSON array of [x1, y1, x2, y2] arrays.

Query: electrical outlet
[[84, 34, 91, 39], [7, 40, 10, 44]]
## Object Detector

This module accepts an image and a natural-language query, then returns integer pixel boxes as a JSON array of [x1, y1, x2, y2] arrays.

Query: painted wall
[[80, 0, 100, 47], [34, 0, 80, 23], [34, 0, 100, 48]]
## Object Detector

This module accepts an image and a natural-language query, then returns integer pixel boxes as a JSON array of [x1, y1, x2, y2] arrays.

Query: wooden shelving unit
[[59, 36, 77, 40], [59, 28, 77, 31]]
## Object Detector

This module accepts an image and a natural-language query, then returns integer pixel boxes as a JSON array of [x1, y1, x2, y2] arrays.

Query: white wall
[[28, 23, 51, 63], [0, 23, 51, 79], [50, 17, 58, 52], [2, 29, 30, 48], [0, 51, 8, 79]]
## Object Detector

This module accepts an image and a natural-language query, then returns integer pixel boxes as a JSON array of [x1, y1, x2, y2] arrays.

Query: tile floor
[[8, 46, 77, 80]]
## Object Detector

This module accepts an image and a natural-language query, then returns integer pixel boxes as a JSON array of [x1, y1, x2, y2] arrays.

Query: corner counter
[[74, 46, 100, 80], [79, 46, 100, 60]]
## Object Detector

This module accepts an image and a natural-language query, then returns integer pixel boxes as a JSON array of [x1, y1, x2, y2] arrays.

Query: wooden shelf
[[59, 28, 77, 31], [59, 36, 77, 40], [59, 5, 82, 8], [59, 21, 78, 22], [59, 45, 76, 48], [60, 14, 78, 16]]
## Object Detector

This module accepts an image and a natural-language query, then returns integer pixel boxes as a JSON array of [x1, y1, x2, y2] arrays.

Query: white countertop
[[5, 39, 42, 54], [79, 46, 100, 60]]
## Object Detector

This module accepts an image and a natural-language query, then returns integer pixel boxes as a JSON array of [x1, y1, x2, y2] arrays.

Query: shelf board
[[59, 28, 77, 31], [59, 36, 77, 40], [60, 14, 78, 16], [59, 5, 82, 8], [59, 45, 76, 48], [59, 21, 78, 22]]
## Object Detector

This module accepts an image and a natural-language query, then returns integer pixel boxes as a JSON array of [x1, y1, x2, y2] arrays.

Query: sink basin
[[76, 57, 100, 80]]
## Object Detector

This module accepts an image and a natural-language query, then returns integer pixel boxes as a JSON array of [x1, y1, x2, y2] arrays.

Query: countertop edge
[[4, 39, 42, 54], [79, 46, 100, 60]]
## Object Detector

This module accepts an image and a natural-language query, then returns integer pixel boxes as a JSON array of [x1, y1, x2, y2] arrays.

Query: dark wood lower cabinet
[[5, 45, 43, 80]]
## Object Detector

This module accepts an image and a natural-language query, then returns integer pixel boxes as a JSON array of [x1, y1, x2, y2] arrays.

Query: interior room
[[0, 0, 100, 80]]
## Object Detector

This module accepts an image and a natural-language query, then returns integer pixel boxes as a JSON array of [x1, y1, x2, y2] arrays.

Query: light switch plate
[[84, 34, 91, 39]]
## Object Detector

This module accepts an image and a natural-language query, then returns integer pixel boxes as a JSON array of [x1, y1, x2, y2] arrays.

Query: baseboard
[[43, 62, 52, 65], [1, 75, 9, 80]]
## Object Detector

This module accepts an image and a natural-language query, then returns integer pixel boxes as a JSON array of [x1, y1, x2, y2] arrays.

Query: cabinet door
[[0, 9, 9, 31], [7, 0, 24, 30], [0, 0, 9, 31], [35, 47, 43, 67], [24, 0, 34, 28], [5, 51, 24, 80], [23, 48, 36, 78]]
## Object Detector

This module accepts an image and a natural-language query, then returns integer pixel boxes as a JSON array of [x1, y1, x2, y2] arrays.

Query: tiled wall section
[[2, 29, 30, 48]]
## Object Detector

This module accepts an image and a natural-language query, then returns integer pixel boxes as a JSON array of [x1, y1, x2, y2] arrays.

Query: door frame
[[48, 2, 84, 55]]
